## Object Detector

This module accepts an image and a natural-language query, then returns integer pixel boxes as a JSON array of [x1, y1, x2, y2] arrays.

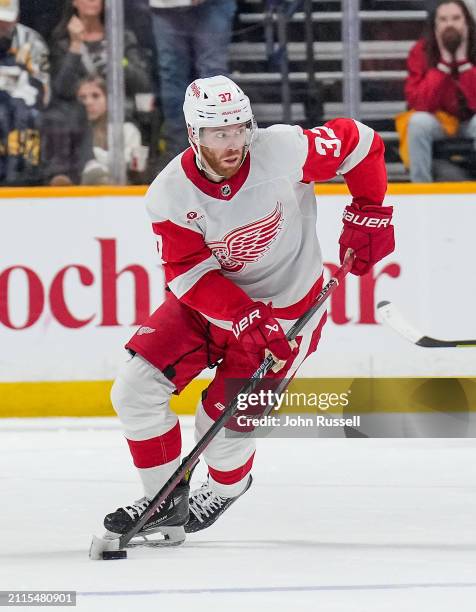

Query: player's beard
[[200, 145, 245, 180]]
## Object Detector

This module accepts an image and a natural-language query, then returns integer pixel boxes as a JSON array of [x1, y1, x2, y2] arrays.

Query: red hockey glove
[[232, 302, 296, 366], [339, 203, 395, 275]]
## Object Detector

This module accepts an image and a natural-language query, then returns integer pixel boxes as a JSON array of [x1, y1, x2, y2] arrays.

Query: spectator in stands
[[77, 75, 145, 183], [149, 0, 237, 166], [41, 97, 100, 186], [0, 0, 49, 186], [42, 0, 153, 186], [49, 0, 152, 114], [400, 0, 476, 181]]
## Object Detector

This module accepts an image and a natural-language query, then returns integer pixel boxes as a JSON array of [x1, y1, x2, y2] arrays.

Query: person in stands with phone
[[49, 0, 152, 116], [41, 0, 153, 185]]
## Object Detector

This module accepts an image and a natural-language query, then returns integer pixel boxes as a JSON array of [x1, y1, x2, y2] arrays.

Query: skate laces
[[189, 482, 228, 523], [122, 497, 150, 520], [122, 496, 168, 521]]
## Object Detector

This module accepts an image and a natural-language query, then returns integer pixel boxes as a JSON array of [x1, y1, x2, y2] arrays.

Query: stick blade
[[89, 534, 123, 560], [376, 300, 424, 345], [377, 301, 476, 348]]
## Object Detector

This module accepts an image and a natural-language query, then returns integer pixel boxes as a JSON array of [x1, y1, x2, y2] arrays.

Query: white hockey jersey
[[145, 119, 388, 329]]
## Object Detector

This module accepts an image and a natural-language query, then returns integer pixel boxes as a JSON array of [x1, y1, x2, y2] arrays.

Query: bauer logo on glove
[[339, 203, 395, 276], [232, 308, 262, 338], [342, 209, 392, 229], [231, 302, 297, 369]]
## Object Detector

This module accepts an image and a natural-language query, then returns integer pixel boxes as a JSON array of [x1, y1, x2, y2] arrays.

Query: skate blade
[[104, 526, 186, 548]]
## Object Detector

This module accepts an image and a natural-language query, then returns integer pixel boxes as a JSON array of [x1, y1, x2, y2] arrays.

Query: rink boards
[[1, 183, 475, 416]]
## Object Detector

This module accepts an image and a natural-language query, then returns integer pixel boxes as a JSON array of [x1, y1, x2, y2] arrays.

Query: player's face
[[199, 124, 247, 179], [435, 2, 467, 36], [77, 81, 107, 121]]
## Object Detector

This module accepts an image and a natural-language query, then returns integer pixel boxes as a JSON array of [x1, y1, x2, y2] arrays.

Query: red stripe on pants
[[208, 452, 255, 485], [126, 421, 181, 469]]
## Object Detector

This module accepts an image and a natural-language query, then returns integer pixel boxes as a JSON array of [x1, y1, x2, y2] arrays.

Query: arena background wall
[[1, 184, 475, 417]]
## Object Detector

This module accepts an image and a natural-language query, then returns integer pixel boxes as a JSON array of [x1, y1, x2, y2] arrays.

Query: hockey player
[[103, 75, 395, 544]]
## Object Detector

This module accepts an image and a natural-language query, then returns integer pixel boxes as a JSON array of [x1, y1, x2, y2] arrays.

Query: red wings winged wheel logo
[[207, 202, 284, 272]]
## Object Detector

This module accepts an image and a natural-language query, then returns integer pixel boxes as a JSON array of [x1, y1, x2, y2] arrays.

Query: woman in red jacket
[[405, 0, 476, 181]]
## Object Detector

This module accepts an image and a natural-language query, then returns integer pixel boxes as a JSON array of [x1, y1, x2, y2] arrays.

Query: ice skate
[[185, 475, 252, 533], [103, 475, 191, 547]]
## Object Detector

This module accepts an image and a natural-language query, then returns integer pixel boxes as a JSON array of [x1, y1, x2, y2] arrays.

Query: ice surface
[[1, 417, 475, 611]]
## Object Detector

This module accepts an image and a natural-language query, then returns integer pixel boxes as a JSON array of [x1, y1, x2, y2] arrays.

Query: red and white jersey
[[146, 119, 388, 329]]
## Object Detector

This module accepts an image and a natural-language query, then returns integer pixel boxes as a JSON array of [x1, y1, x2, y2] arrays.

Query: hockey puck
[[102, 550, 127, 560]]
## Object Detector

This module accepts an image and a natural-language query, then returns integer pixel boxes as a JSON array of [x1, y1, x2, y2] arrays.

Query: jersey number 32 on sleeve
[[309, 126, 342, 158]]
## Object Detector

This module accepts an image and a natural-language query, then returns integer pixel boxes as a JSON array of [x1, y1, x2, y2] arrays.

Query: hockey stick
[[376, 300, 476, 348], [90, 250, 355, 559]]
